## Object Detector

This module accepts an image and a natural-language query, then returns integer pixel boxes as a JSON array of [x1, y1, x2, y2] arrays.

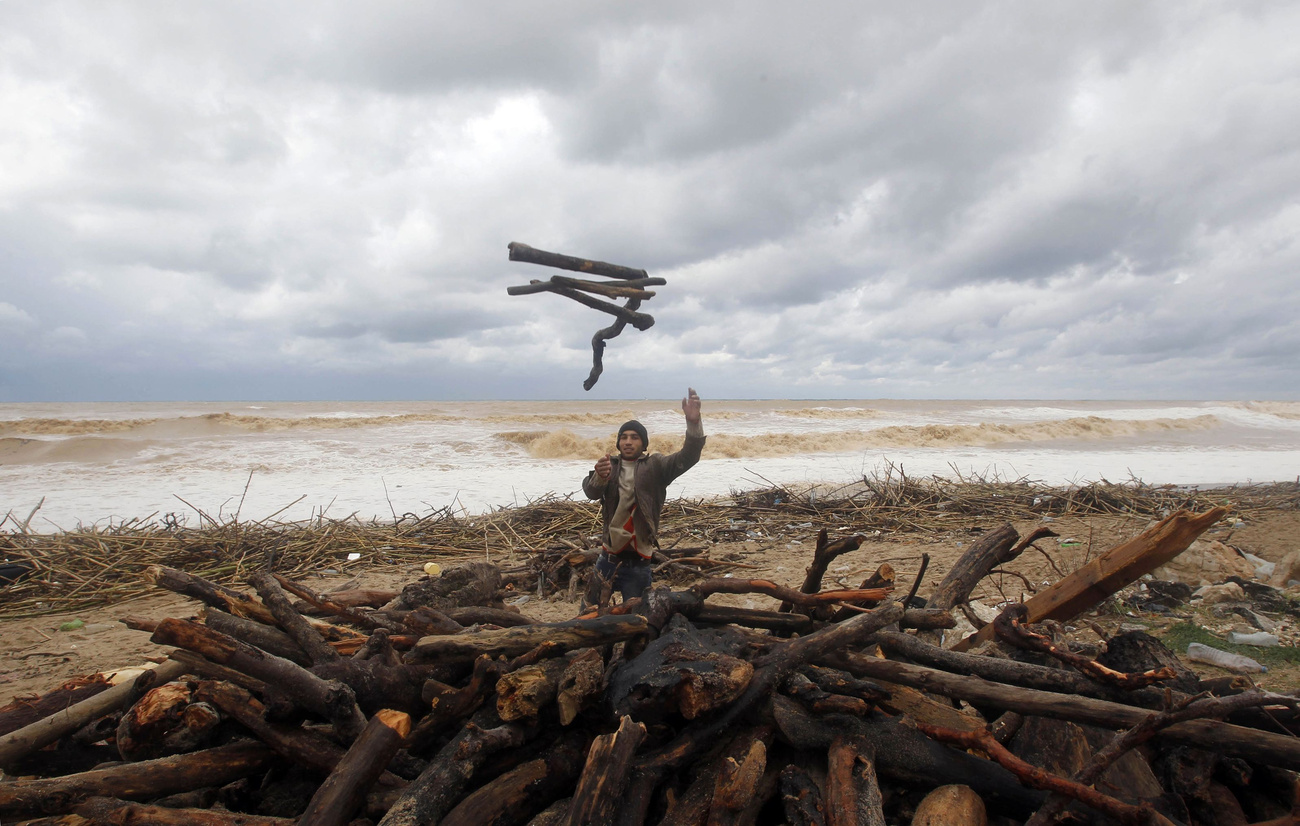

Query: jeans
[[594, 552, 653, 602]]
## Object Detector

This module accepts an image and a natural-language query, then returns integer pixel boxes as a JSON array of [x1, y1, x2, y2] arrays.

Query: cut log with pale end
[[0, 741, 274, 815], [116, 682, 220, 762], [297, 709, 412, 826], [911, 785, 987, 826], [497, 656, 570, 722], [955, 507, 1227, 651]]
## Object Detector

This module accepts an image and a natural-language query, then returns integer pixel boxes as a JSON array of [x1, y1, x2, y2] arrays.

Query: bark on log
[[0, 660, 189, 771], [144, 565, 276, 624], [193, 681, 405, 790], [165, 650, 269, 696], [116, 682, 220, 761], [439, 731, 590, 826], [955, 507, 1227, 650], [75, 796, 294, 825], [780, 764, 828, 826], [250, 571, 339, 665], [825, 652, 1300, 770], [826, 734, 886, 826], [0, 676, 111, 737], [377, 710, 529, 826], [274, 574, 402, 634], [408, 656, 502, 754], [874, 630, 1180, 706], [779, 530, 866, 615], [564, 715, 647, 826], [556, 649, 605, 726], [659, 726, 774, 826], [150, 618, 366, 742], [202, 607, 310, 666], [497, 656, 570, 721], [508, 242, 649, 281], [446, 606, 536, 627], [926, 523, 1021, 610], [0, 741, 274, 815], [298, 709, 412, 826], [770, 697, 1044, 816], [707, 737, 767, 826], [409, 614, 649, 662]]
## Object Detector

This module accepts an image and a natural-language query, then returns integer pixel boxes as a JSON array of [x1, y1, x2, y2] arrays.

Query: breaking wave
[[0, 409, 663, 437], [498, 415, 1222, 460], [1238, 401, 1300, 421], [0, 436, 155, 465]]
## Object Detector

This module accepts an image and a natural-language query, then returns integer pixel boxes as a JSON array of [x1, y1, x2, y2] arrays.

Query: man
[[582, 388, 705, 603]]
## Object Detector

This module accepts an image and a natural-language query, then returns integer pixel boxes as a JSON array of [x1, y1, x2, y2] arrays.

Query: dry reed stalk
[[1, 480, 1293, 618]]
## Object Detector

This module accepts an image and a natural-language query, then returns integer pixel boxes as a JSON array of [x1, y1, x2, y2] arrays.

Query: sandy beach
[[4, 482, 1298, 704]]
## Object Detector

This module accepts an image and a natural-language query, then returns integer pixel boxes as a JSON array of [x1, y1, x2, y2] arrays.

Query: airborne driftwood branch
[[506, 241, 664, 390]]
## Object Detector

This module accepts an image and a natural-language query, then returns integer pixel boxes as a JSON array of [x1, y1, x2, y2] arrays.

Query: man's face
[[617, 430, 644, 460]]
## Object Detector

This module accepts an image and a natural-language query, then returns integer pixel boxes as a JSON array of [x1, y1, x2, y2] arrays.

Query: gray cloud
[[0, 1, 1297, 401]]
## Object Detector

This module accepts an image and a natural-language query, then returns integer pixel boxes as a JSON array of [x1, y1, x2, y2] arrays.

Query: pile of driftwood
[[1, 506, 1298, 826]]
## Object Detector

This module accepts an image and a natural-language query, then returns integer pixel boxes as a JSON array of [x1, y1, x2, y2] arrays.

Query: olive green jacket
[[582, 433, 705, 553]]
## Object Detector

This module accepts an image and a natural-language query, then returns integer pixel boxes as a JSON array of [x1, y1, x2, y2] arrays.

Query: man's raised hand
[[682, 387, 702, 425], [594, 453, 612, 481]]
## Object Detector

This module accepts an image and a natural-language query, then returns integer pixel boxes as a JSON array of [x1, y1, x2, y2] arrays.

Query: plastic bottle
[[1186, 642, 1268, 673], [1228, 631, 1279, 647]]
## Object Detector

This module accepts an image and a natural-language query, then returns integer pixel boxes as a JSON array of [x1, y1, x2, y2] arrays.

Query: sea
[[1, 400, 1298, 532]]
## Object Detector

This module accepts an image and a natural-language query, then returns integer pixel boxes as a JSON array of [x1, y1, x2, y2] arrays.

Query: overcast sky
[[2, 2, 1297, 402]]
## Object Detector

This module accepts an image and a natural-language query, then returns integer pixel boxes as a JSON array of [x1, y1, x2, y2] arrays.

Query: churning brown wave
[[0, 436, 155, 464], [0, 409, 662, 437], [499, 415, 1222, 460]]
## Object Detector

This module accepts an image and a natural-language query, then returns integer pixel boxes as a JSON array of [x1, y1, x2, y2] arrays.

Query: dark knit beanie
[[618, 420, 649, 450]]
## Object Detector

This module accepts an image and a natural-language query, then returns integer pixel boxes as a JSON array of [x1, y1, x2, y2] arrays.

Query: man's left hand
[[682, 387, 702, 425]]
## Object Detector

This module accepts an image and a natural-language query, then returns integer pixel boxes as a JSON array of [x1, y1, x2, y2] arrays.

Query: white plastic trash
[[1227, 631, 1279, 647], [1186, 642, 1268, 673]]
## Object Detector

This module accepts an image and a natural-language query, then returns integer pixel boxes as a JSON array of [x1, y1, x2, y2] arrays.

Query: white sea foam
[[0, 399, 1295, 531]]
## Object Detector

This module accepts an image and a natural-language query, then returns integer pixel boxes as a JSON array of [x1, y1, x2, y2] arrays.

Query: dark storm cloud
[[0, 1, 1297, 400]]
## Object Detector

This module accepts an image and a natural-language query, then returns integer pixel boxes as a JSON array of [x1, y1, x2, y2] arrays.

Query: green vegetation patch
[[1157, 621, 1300, 668]]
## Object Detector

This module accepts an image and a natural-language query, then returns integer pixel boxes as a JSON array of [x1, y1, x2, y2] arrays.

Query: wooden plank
[[953, 507, 1227, 651]]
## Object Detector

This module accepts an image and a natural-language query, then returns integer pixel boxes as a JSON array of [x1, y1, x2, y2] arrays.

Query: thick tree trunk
[[0, 742, 274, 815], [150, 618, 366, 742], [298, 709, 412, 826], [925, 523, 1021, 611]]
